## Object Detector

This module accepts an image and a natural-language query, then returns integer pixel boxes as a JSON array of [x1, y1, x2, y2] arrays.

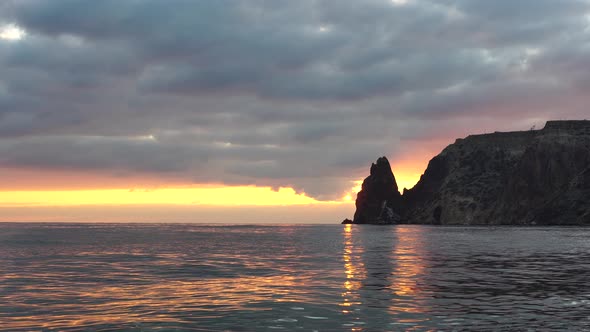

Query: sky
[[1, 0, 589, 222]]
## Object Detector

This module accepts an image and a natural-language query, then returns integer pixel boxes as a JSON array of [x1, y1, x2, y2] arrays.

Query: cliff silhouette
[[349, 120, 590, 225]]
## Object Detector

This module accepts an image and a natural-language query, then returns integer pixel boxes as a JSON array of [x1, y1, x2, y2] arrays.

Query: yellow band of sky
[[0, 186, 331, 207]]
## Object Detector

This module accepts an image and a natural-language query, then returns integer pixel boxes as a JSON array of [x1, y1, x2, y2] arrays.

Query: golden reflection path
[[389, 226, 432, 330], [340, 224, 367, 331]]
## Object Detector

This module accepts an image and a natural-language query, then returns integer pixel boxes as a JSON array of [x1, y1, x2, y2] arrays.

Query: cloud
[[0, 0, 589, 199]]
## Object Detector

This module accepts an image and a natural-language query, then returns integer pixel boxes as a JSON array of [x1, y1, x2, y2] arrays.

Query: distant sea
[[1, 223, 590, 331]]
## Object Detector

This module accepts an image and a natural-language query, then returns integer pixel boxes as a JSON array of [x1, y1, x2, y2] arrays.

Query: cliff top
[[458, 120, 590, 143], [543, 120, 590, 131]]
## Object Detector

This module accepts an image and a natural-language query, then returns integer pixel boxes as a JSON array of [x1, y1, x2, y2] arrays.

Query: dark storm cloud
[[1, 0, 590, 199]]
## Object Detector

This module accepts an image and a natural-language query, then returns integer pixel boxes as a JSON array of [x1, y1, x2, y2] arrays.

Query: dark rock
[[352, 156, 402, 224], [347, 120, 590, 225], [341, 218, 353, 224]]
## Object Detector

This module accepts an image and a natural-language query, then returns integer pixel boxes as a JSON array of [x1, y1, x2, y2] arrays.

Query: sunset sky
[[1, 0, 589, 222]]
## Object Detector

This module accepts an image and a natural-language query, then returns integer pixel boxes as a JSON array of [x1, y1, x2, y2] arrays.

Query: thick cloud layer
[[1, 0, 589, 199]]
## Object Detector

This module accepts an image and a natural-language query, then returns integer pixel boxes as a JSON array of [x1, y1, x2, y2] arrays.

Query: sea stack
[[352, 156, 403, 224], [349, 120, 590, 225]]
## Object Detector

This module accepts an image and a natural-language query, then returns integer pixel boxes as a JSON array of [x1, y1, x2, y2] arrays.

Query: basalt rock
[[349, 120, 590, 225]]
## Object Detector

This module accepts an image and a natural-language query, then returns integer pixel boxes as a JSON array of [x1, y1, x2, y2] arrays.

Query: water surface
[[1, 223, 590, 331]]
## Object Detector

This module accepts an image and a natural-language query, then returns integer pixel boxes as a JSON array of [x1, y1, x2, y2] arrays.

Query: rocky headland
[[348, 120, 590, 225]]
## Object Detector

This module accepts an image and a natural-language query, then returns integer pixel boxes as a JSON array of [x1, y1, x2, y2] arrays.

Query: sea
[[1, 223, 590, 331]]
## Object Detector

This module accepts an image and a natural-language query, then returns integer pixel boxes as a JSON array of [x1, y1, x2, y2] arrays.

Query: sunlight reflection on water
[[1, 223, 590, 331]]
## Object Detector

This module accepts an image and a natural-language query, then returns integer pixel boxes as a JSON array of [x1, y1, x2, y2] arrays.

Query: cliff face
[[351, 120, 590, 225]]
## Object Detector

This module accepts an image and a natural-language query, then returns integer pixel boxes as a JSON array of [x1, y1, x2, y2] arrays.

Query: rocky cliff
[[349, 120, 590, 225]]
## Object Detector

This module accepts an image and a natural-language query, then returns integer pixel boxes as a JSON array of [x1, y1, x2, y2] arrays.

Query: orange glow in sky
[[391, 165, 423, 192], [0, 186, 326, 207], [0, 168, 423, 210]]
